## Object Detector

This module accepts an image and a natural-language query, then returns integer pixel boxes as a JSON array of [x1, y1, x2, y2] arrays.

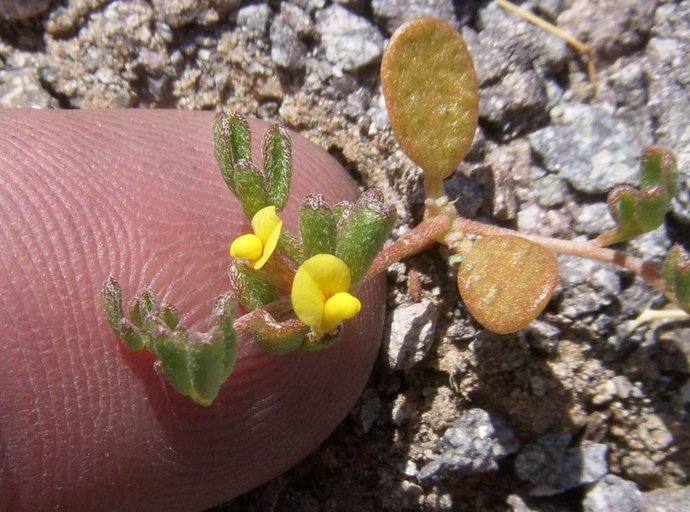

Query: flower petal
[[291, 254, 352, 334], [322, 292, 361, 334], [230, 233, 263, 261], [252, 205, 283, 269]]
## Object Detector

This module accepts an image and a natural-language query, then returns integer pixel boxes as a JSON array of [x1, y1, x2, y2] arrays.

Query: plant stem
[[232, 297, 292, 335], [451, 217, 666, 292], [364, 213, 452, 281]]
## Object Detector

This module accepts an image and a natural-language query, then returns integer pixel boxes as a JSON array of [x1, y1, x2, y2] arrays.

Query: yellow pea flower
[[230, 206, 283, 269], [291, 254, 362, 336]]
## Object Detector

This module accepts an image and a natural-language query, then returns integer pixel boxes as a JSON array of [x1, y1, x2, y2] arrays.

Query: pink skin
[[0, 111, 386, 511]]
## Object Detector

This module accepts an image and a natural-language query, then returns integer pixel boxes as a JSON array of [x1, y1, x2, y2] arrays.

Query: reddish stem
[[364, 213, 452, 281]]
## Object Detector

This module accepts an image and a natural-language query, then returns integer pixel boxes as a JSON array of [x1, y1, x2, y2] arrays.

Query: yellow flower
[[230, 205, 283, 269], [291, 254, 362, 336]]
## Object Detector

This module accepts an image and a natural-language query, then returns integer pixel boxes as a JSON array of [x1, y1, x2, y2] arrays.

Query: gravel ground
[[2, 0, 689, 510]]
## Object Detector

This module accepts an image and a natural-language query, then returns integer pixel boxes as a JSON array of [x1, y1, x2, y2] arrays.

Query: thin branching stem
[[364, 213, 452, 281]]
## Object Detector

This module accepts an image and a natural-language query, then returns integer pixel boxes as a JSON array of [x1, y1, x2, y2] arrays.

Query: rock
[[516, 433, 609, 496], [573, 203, 616, 235], [528, 104, 640, 194], [237, 4, 272, 34], [151, 0, 216, 27], [558, 0, 656, 60], [0, 0, 52, 20], [641, 486, 690, 512], [315, 5, 384, 72], [371, 0, 457, 35], [645, 6, 690, 223], [532, 173, 570, 208], [351, 388, 381, 435], [418, 409, 519, 482], [290, 0, 326, 15], [270, 3, 312, 71], [472, 2, 569, 84], [480, 70, 549, 140], [608, 62, 649, 110], [583, 474, 643, 512], [627, 228, 671, 261], [516, 203, 572, 238], [484, 140, 531, 220], [385, 299, 438, 370], [42, 0, 162, 108], [0, 68, 57, 108]]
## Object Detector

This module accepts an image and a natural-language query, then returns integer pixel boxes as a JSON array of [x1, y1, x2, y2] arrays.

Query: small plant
[[104, 17, 688, 406]]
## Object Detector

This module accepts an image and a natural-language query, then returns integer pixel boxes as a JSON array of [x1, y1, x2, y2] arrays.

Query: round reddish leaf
[[381, 17, 479, 182], [457, 235, 558, 334]]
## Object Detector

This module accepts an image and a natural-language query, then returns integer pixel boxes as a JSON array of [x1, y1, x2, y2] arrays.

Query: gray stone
[[419, 409, 519, 482], [528, 104, 639, 194], [641, 486, 690, 512], [533, 173, 570, 208], [583, 474, 643, 512], [291, 0, 326, 15], [385, 299, 438, 370], [516, 202, 572, 237], [0, 68, 57, 108], [315, 5, 384, 72], [351, 388, 381, 435], [627, 228, 671, 261], [558, 0, 656, 59], [237, 4, 272, 34], [609, 62, 648, 110], [645, 21, 690, 223], [151, 0, 208, 27], [472, 2, 569, 83], [0, 0, 52, 20], [371, 0, 457, 35], [270, 3, 312, 71], [574, 203, 616, 235], [480, 69, 549, 140], [516, 433, 609, 496]]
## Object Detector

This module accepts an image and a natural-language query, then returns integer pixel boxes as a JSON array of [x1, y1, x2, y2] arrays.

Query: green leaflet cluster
[[597, 147, 678, 246], [103, 277, 237, 406]]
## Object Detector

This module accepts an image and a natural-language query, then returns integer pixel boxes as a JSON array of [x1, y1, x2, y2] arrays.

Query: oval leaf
[[457, 235, 558, 334], [381, 17, 479, 181]]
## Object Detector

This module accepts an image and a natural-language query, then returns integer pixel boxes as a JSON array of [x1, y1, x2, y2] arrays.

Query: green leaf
[[457, 235, 558, 334], [262, 124, 292, 212], [187, 297, 238, 405], [161, 303, 180, 330], [234, 160, 269, 219], [228, 260, 277, 312], [640, 146, 678, 197], [250, 309, 308, 355], [381, 17, 479, 196], [300, 194, 337, 258], [335, 189, 396, 290], [103, 277, 146, 351], [664, 245, 690, 313], [150, 331, 194, 397], [277, 230, 305, 265], [597, 147, 678, 246], [103, 281, 239, 406], [214, 112, 253, 194]]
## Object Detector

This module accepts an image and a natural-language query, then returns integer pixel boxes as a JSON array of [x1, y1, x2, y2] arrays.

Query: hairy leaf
[[457, 235, 558, 334], [381, 17, 479, 193]]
